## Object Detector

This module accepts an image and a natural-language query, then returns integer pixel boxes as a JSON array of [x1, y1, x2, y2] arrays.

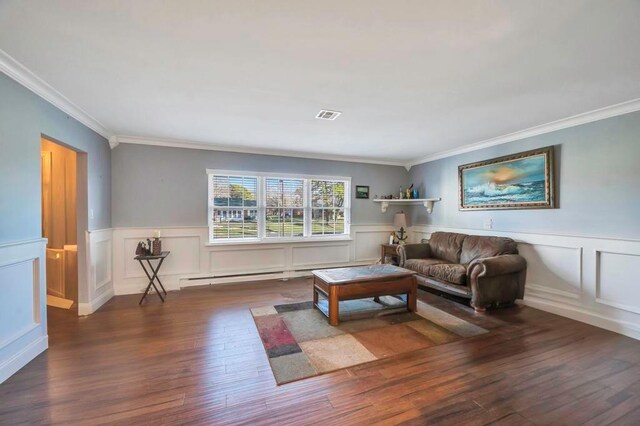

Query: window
[[265, 177, 304, 238], [208, 171, 350, 242], [311, 180, 346, 235], [210, 175, 258, 239]]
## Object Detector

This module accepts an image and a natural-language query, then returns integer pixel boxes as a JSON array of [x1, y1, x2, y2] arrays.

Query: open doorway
[[41, 138, 79, 314]]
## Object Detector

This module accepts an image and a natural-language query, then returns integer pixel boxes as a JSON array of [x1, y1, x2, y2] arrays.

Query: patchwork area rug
[[251, 297, 488, 384]]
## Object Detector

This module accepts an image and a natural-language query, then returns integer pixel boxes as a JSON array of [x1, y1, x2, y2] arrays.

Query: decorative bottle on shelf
[[152, 230, 162, 255], [399, 186, 403, 199], [406, 184, 414, 199], [152, 238, 162, 255]]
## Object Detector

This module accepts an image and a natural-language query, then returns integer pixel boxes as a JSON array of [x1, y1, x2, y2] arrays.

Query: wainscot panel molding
[[112, 225, 394, 295], [0, 238, 48, 384], [79, 229, 114, 316], [410, 225, 640, 340]]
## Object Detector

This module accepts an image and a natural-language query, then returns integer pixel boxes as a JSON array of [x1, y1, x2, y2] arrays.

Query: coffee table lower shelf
[[312, 273, 417, 326]]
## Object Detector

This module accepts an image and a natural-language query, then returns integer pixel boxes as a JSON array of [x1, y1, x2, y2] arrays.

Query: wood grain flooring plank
[[1, 278, 639, 425]]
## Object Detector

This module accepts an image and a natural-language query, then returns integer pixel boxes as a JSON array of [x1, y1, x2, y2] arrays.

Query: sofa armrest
[[397, 243, 430, 267], [468, 254, 526, 279]]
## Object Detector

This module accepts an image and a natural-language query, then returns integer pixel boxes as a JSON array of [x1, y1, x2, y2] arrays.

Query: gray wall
[[0, 73, 111, 243], [409, 110, 640, 240], [112, 144, 408, 227]]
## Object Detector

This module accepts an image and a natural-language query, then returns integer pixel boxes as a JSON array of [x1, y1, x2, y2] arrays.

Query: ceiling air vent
[[316, 110, 342, 120]]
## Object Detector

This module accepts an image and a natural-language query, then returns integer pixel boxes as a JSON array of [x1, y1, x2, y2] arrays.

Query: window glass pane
[[213, 176, 229, 206], [243, 209, 258, 237], [311, 180, 328, 207], [328, 209, 339, 235], [334, 209, 345, 234], [311, 208, 324, 235], [291, 208, 304, 237], [243, 177, 258, 207], [265, 207, 304, 237], [266, 178, 303, 208], [225, 208, 243, 237], [212, 208, 230, 239], [229, 176, 244, 206], [265, 208, 280, 237], [333, 182, 345, 207]]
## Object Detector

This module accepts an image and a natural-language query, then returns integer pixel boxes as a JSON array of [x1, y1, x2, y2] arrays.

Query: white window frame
[[207, 169, 351, 244]]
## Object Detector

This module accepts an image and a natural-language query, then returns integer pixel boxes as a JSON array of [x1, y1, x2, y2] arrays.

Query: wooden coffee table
[[311, 265, 417, 326]]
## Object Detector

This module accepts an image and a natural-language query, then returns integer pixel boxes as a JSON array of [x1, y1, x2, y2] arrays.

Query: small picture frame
[[355, 185, 370, 199]]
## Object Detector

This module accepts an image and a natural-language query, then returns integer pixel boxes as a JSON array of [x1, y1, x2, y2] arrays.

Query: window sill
[[205, 236, 353, 246]]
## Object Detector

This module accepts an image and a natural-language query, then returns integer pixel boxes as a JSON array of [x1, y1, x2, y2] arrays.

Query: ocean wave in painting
[[464, 180, 546, 205]]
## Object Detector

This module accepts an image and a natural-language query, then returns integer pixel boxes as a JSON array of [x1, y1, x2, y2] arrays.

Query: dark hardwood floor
[[1, 277, 640, 425]]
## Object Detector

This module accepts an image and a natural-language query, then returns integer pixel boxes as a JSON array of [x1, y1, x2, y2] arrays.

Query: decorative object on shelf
[[135, 241, 144, 256], [152, 238, 162, 255], [459, 146, 555, 211], [152, 230, 162, 255], [412, 188, 419, 199], [405, 184, 413, 199], [355, 185, 370, 199], [399, 186, 403, 199], [393, 211, 408, 245]]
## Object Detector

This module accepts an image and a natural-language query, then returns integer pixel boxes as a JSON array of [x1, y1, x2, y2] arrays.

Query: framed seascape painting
[[459, 146, 555, 210]]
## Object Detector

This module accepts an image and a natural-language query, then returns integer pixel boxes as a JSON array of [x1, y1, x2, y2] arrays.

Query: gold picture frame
[[458, 146, 555, 211]]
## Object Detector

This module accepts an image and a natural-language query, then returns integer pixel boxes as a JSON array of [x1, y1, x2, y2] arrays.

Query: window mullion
[[258, 177, 265, 240], [304, 179, 310, 237]]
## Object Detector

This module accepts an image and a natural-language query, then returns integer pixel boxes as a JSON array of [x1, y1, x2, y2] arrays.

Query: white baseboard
[[78, 287, 114, 316], [0, 335, 48, 384], [520, 296, 640, 341]]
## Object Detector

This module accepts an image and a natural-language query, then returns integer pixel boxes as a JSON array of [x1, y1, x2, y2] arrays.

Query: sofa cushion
[[428, 232, 466, 264], [428, 263, 467, 285], [460, 235, 519, 264], [404, 258, 451, 276]]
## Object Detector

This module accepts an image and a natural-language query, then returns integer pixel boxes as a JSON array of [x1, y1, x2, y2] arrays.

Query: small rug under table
[[251, 297, 489, 384]]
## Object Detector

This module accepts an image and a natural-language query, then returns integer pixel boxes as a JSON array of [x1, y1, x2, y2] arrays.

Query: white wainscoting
[[0, 238, 48, 384], [112, 225, 394, 295], [410, 225, 640, 340], [78, 229, 114, 315]]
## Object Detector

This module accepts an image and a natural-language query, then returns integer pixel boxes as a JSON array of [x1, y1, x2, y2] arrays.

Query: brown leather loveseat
[[397, 232, 527, 312]]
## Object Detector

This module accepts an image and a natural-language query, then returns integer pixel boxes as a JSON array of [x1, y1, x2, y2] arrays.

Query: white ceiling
[[1, 0, 639, 165]]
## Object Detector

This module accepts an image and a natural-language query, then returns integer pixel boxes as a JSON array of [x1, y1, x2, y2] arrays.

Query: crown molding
[[108, 136, 119, 149], [0, 49, 111, 139], [111, 135, 408, 167], [405, 98, 640, 169], [3, 46, 637, 167]]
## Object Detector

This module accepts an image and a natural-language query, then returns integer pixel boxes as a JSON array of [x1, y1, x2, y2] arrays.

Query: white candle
[[153, 230, 161, 238]]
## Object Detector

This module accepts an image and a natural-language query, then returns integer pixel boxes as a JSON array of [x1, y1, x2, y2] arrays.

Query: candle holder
[[152, 238, 162, 255]]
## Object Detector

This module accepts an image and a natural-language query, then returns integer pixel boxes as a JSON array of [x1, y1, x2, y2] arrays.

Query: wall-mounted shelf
[[373, 198, 441, 214]]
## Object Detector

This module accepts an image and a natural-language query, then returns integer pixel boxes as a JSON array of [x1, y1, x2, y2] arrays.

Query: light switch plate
[[483, 218, 493, 230]]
